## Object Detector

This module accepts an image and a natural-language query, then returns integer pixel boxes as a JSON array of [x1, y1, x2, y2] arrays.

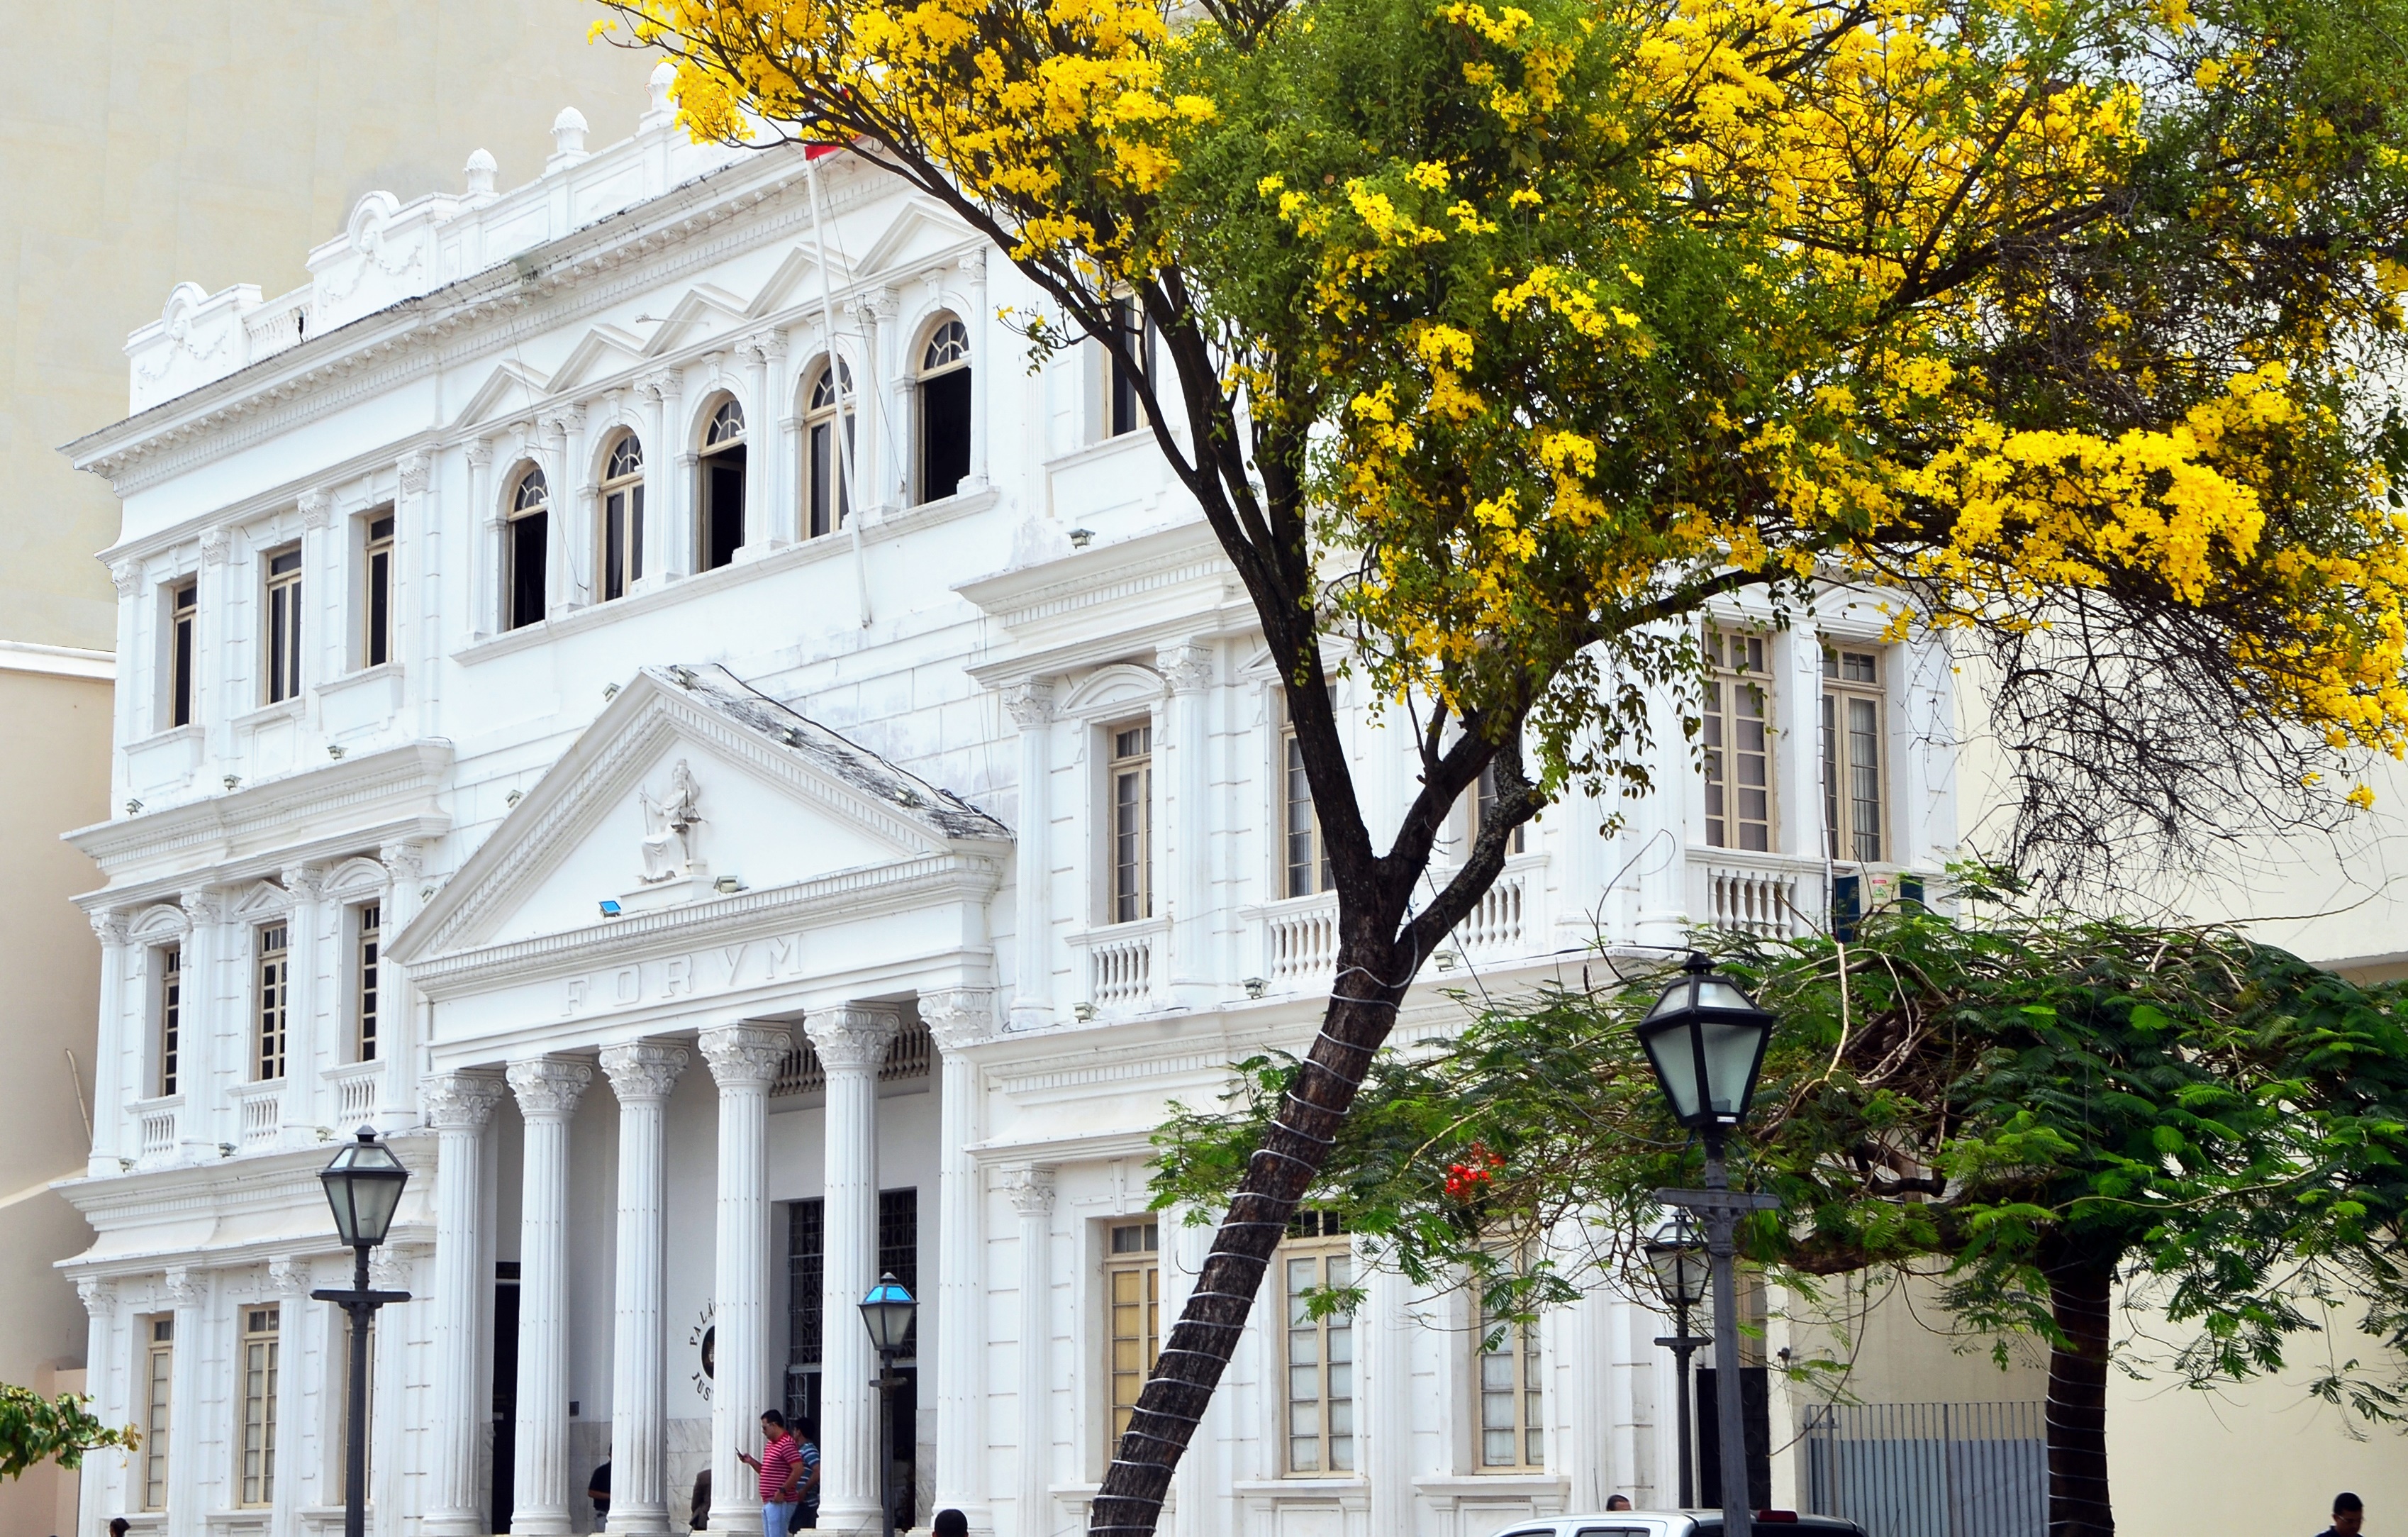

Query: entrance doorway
[[491, 1261, 520, 1535]]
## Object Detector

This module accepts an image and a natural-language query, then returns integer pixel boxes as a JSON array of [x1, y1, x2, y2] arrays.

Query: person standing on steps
[[738, 1407, 806, 1537]]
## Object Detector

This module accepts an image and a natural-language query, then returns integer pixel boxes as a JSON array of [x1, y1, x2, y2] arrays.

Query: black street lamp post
[[312, 1127, 412, 1537], [859, 1273, 918, 1537], [1637, 953, 1780, 1537], [1645, 1213, 1711, 1508]]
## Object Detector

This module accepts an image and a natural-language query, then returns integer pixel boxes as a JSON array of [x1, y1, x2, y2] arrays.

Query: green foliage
[[0, 1385, 135, 1482], [1153, 903, 2408, 1414]]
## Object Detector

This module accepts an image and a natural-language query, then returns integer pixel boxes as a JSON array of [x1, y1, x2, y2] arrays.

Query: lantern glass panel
[[319, 1132, 408, 1248], [1700, 1016, 1768, 1118], [1639, 1022, 1704, 1123], [859, 1275, 917, 1353]]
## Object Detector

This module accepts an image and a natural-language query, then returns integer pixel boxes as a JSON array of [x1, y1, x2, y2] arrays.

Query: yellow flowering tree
[[592, 0, 2408, 1526]]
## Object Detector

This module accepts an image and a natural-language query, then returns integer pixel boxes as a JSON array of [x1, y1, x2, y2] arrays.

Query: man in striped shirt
[[740, 1409, 811, 1537]]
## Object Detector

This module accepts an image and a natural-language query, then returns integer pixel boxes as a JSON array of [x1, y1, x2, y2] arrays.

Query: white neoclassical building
[[55, 67, 1957, 1537]]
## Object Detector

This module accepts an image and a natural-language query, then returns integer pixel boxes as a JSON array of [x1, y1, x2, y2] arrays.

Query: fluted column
[[959, 249, 991, 493], [163, 1265, 206, 1534], [468, 440, 499, 637], [1000, 1169, 1054, 1537], [76, 1278, 118, 1537], [1005, 682, 1054, 1031], [921, 990, 994, 1533], [603, 1042, 691, 1536], [808, 1004, 900, 1534], [701, 1022, 793, 1537], [88, 913, 128, 1174], [508, 1056, 593, 1536], [280, 865, 324, 1142]]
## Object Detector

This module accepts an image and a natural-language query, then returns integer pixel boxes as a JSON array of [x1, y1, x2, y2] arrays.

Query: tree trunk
[[2041, 1243, 2117, 1537], [1087, 936, 1410, 1536]]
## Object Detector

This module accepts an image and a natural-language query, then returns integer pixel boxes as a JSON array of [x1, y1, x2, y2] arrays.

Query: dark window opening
[[264, 548, 303, 704], [918, 320, 971, 504], [701, 399, 747, 570], [508, 469, 549, 630], [364, 514, 394, 669], [169, 581, 197, 728]]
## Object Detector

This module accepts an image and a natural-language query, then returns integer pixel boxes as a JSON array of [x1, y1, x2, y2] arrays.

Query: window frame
[[699, 396, 748, 572], [238, 1304, 280, 1508], [165, 577, 199, 731], [1702, 627, 1775, 853], [1475, 1273, 1546, 1472], [804, 361, 857, 540], [143, 1316, 173, 1511], [361, 509, 396, 670], [1107, 721, 1154, 923], [255, 922, 290, 1083], [1281, 1211, 1356, 1476], [506, 466, 550, 631], [916, 316, 973, 505], [354, 901, 381, 1064], [1470, 760, 1530, 858], [156, 943, 183, 1097], [1100, 292, 1155, 440], [261, 544, 303, 706], [1104, 1219, 1161, 1463], [1281, 722, 1333, 898], [598, 431, 646, 602], [1819, 643, 1887, 865]]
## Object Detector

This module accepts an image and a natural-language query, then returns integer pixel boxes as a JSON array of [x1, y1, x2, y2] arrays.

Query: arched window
[[917, 318, 971, 504], [700, 397, 747, 571], [599, 432, 645, 601], [507, 466, 549, 630], [805, 361, 856, 539]]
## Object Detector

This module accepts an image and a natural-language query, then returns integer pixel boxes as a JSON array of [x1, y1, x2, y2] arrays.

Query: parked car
[[1485, 1513, 1869, 1537]]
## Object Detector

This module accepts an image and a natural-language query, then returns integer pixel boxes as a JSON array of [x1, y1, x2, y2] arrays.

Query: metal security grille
[[880, 1187, 920, 1357], [1802, 1400, 2046, 1537], [788, 1199, 825, 1367]]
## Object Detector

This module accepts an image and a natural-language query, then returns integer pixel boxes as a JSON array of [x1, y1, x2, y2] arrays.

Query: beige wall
[[0, 667, 112, 1537], [2, 0, 658, 653]]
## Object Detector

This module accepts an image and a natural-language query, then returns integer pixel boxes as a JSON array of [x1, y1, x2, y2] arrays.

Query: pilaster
[[1001, 1166, 1055, 1537], [1157, 641, 1216, 1005], [1005, 680, 1055, 1031]]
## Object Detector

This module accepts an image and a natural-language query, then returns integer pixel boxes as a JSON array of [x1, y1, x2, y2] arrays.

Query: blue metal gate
[[1802, 1400, 2046, 1537]]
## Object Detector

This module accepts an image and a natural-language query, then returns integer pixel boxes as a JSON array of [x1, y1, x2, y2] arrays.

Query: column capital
[[1156, 640, 1214, 694], [379, 838, 428, 884], [299, 489, 335, 529], [110, 560, 140, 598], [267, 1254, 311, 1297], [507, 1056, 593, 1120], [162, 1266, 204, 1309], [281, 862, 325, 904], [467, 438, 496, 470], [919, 989, 996, 1053], [369, 1245, 415, 1292], [1003, 677, 1054, 729], [601, 1040, 691, 1103], [398, 450, 434, 496], [698, 1021, 793, 1089], [179, 888, 223, 925], [76, 1275, 116, 1317], [89, 909, 130, 947], [201, 526, 230, 565], [998, 1165, 1054, 1216], [423, 1071, 509, 1131], [806, 1004, 899, 1072]]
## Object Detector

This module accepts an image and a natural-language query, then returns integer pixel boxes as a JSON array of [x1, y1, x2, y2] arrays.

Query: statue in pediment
[[639, 759, 703, 884]]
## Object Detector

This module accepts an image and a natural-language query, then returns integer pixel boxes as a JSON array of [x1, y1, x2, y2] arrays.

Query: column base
[[507, 1511, 575, 1536], [811, 1499, 884, 1536], [606, 1507, 674, 1536], [420, 1511, 492, 1537]]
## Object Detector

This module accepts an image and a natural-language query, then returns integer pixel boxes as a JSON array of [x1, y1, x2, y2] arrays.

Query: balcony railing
[[133, 1095, 182, 1163], [233, 1082, 283, 1150], [1690, 849, 1825, 939], [1259, 892, 1340, 989], [328, 1062, 383, 1129], [1066, 916, 1169, 1014], [1455, 860, 1533, 955]]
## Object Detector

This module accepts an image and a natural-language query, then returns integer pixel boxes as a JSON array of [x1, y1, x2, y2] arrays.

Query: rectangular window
[[1282, 1214, 1354, 1475], [355, 904, 381, 1063], [168, 580, 198, 729], [1704, 629, 1773, 853], [239, 1305, 279, 1507], [363, 513, 394, 668], [1476, 1290, 1544, 1470], [1103, 294, 1153, 439], [1471, 760, 1529, 856], [1820, 646, 1884, 863], [788, 1197, 826, 1372], [1106, 1221, 1161, 1455], [256, 924, 289, 1082], [143, 1317, 172, 1511], [879, 1187, 920, 1357], [158, 945, 182, 1097], [1110, 724, 1153, 923], [1283, 729, 1332, 897], [508, 506, 549, 631], [263, 548, 303, 704]]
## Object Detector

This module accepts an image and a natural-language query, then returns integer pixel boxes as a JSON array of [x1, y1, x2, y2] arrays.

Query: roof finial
[[643, 61, 679, 130], [547, 108, 590, 175], [463, 148, 498, 201]]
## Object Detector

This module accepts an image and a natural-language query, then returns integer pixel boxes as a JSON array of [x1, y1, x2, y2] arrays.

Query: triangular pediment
[[641, 286, 752, 357], [452, 359, 552, 431], [856, 199, 973, 278], [547, 325, 650, 394], [391, 665, 1008, 963], [749, 246, 835, 318]]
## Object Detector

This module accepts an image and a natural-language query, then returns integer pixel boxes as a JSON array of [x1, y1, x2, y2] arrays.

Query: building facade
[[57, 70, 1956, 1537]]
